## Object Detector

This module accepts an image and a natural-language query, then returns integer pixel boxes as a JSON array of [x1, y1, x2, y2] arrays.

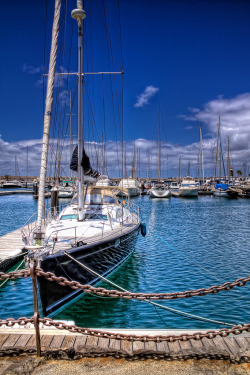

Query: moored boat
[[22, 0, 142, 317], [178, 177, 199, 197]]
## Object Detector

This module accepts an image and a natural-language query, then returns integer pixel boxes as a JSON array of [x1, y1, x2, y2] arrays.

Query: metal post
[[30, 261, 41, 357]]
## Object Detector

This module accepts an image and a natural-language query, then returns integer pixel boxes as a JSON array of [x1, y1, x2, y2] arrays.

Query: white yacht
[[178, 177, 199, 197], [117, 178, 140, 197]]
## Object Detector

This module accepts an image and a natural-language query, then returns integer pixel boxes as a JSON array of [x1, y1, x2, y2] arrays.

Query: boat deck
[[0, 327, 249, 362]]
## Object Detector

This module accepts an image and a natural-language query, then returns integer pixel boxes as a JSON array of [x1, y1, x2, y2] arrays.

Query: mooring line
[[0, 259, 25, 288], [64, 251, 237, 327]]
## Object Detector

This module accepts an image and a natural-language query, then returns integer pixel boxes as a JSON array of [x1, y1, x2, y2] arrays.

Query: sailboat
[[213, 117, 228, 197], [22, 0, 142, 317], [149, 105, 171, 198]]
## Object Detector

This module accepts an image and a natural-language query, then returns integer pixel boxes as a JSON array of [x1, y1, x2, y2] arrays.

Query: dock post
[[30, 261, 41, 357], [51, 189, 59, 215]]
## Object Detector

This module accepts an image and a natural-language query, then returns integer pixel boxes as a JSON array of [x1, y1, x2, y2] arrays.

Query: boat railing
[[21, 202, 71, 245], [124, 201, 140, 224]]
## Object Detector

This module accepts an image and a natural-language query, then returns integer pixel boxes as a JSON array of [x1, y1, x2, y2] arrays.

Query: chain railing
[[0, 263, 249, 357]]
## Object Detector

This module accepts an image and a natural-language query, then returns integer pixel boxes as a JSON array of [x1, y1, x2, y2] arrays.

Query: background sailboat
[[149, 104, 171, 198]]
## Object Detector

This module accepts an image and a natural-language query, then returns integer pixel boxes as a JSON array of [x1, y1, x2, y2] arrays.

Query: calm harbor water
[[0, 191, 249, 329]]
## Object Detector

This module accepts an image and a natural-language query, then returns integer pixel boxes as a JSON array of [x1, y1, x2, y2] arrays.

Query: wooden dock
[[0, 227, 26, 272], [0, 327, 249, 362]]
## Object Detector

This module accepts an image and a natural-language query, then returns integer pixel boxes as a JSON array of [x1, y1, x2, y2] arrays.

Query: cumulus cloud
[[181, 92, 250, 165], [1, 93, 250, 178], [134, 85, 159, 108]]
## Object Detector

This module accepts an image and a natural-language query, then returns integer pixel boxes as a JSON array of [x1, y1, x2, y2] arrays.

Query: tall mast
[[214, 117, 219, 182], [71, 0, 86, 221], [69, 90, 74, 179], [218, 116, 221, 181], [37, 0, 61, 231], [227, 136, 230, 183], [179, 156, 182, 182], [158, 104, 161, 181], [200, 123, 204, 184]]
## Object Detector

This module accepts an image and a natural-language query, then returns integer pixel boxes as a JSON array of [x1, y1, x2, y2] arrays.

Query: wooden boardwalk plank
[[144, 341, 157, 351], [132, 340, 145, 353], [212, 335, 231, 354], [25, 335, 37, 350], [190, 338, 204, 350], [234, 337, 249, 350], [85, 335, 98, 347], [0, 334, 10, 347], [61, 335, 76, 349], [179, 339, 192, 351], [156, 341, 170, 353], [15, 334, 32, 348], [201, 337, 216, 349], [223, 338, 240, 356], [168, 340, 180, 353], [109, 338, 121, 351], [2, 334, 20, 347], [49, 335, 65, 350], [41, 335, 54, 350], [98, 337, 110, 350], [74, 335, 87, 351], [121, 340, 133, 356]]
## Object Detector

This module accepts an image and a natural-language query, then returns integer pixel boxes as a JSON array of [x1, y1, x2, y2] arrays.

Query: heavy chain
[[39, 318, 250, 342], [0, 315, 249, 342], [0, 269, 30, 280], [36, 268, 250, 301], [0, 317, 34, 327]]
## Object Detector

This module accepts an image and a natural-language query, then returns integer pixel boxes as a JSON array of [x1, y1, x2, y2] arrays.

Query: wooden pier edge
[[0, 329, 249, 363]]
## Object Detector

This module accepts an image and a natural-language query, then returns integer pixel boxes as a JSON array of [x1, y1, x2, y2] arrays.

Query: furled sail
[[70, 145, 100, 178]]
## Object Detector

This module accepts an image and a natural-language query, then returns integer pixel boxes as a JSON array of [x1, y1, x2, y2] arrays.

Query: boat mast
[[200, 123, 204, 184], [158, 104, 161, 181], [37, 0, 61, 231], [71, 0, 86, 221], [218, 116, 221, 181], [227, 136, 230, 183]]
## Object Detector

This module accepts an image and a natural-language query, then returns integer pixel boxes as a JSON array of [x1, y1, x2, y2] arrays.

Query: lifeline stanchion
[[30, 261, 41, 357]]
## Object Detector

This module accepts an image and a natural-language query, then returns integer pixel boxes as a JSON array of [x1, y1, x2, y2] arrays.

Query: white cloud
[[22, 63, 43, 75], [1, 93, 250, 178], [134, 85, 159, 108]]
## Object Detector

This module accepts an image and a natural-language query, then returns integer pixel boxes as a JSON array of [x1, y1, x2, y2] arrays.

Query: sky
[[1, 0, 250, 178]]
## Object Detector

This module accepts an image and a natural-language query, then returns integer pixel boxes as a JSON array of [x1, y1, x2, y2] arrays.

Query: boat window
[[60, 214, 77, 220], [85, 214, 108, 220], [103, 195, 116, 204]]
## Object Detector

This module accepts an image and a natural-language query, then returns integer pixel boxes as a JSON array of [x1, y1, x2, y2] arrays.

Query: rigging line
[[117, 0, 124, 69], [63, 251, 237, 327], [93, 0, 122, 72], [84, 85, 100, 168], [103, 0, 123, 134], [153, 304, 170, 329]]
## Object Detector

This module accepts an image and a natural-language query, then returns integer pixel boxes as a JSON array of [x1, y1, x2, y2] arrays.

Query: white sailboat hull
[[213, 190, 228, 197], [149, 189, 171, 198]]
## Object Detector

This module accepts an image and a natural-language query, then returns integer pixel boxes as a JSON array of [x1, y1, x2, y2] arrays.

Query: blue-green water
[[0, 192, 249, 329]]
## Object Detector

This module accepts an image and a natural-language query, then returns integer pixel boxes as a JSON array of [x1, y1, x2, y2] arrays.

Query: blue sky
[[1, 0, 250, 177]]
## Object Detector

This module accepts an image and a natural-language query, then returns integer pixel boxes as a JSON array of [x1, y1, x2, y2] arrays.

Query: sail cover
[[70, 145, 100, 178]]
